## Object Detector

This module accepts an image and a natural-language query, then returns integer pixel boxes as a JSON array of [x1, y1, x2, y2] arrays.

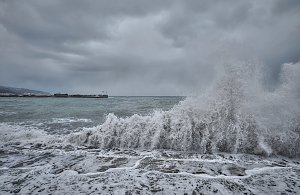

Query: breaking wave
[[68, 62, 300, 157], [0, 123, 50, 144]]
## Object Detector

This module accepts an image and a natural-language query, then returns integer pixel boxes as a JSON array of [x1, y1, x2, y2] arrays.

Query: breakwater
[[0, 93, 108, 98]]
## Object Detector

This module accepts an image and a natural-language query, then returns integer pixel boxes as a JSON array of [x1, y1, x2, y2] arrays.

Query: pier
[[0, 93, 108, 98]]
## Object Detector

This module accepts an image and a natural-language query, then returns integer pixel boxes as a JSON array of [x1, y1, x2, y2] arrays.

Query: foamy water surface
[[1, 62, 300, 194]]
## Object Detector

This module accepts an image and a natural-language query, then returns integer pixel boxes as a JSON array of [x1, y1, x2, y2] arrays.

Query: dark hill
[[0, 86, 50, 95]]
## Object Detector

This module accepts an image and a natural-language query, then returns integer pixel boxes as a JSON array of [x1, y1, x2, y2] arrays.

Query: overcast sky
[[0, 0, 299, 95]]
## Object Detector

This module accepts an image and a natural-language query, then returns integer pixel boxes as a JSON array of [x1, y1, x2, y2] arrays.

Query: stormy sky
[[0, 0, 299, 95]]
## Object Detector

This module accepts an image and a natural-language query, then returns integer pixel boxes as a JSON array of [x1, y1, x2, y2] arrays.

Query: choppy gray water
[[0, 96, 184, 134], [1, 63, 300, 194]]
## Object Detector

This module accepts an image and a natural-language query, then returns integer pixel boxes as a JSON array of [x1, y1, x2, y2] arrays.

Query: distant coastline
[[0, 86, 108, 98], [0, 93, 108, 98]]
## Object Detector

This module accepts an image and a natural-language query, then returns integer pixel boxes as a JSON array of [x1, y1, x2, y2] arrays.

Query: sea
[[1, 63, 300, 194], [0, 96, 184, 135]]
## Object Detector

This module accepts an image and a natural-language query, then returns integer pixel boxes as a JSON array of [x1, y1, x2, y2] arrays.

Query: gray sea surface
[[0, 96, 184, 134], [0, 96, 299, 194]]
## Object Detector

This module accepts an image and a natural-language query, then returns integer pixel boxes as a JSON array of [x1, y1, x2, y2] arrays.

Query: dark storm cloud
[[272, 0, 300, 14], [0, 0, 299, 95]]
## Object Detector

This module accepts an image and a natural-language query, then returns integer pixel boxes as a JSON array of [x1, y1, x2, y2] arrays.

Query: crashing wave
[[0, 123, 49, 144], [68, 62, 300, 157]]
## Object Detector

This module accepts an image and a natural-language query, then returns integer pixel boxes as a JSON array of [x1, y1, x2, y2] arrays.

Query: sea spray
[[68, 62, 300, 157]]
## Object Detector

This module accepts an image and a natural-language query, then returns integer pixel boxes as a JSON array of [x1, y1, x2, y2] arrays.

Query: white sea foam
[[0, 123, 66, 147], [1, 62, 299, 194], [50, 118, 92, 124], [1, 148, 298, 194], [68, 62, 300, 157], [0, 123, 50, 144]]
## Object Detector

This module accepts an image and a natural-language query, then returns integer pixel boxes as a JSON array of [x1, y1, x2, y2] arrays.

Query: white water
[[68, 62, 300, 157], [1, 62, 300, 194]]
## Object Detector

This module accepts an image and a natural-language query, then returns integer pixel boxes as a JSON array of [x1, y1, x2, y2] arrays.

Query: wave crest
[[68, 62, 300, 157]]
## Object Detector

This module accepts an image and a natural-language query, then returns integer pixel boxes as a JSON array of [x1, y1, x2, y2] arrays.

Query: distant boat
[[54, 93, 68, 97], [97, 94, 108, 98]]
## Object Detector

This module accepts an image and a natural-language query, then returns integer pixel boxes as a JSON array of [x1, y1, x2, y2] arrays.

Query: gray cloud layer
[[0, 0, 299, 95]]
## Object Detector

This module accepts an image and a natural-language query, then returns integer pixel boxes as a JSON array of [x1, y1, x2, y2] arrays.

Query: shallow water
[[1, 146, 299, 194]]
